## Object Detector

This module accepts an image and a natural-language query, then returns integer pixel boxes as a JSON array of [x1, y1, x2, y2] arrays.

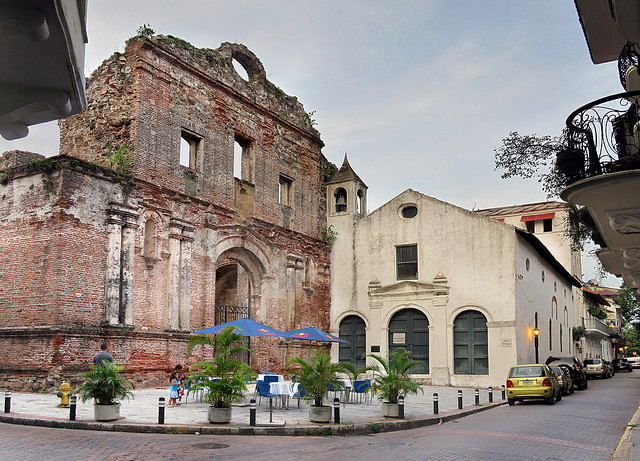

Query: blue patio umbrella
[[285, 327, 350, 344], [193, 318, 291, 338]]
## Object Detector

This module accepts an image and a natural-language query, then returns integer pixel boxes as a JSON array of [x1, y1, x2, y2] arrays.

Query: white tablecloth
[[258, 374, 284, 382], [269, 381, 299, 397]]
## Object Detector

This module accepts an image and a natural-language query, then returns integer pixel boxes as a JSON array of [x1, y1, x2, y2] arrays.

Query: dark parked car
[[558, 364, 575, 394], [545, 356, 588, 390], [550, 365, 574, 395], [612, 358, 633, 372]]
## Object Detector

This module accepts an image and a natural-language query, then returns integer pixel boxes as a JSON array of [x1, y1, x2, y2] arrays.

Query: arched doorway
[[215, 263, 250, 324], [388, 309, 429, 372], [338, 315, 366, 368], [453, 310, 488, 375]]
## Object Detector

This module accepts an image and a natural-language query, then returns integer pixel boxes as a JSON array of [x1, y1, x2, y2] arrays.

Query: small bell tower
[[326, 154, 368, 220]]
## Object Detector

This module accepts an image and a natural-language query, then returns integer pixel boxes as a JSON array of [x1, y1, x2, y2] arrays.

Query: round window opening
[[401, 205, 418, 219]]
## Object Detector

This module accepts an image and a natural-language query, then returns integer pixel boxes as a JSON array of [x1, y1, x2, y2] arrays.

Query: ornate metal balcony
[[558, 90, 640, 184]]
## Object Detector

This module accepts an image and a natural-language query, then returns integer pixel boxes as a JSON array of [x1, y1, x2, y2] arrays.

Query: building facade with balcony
[[556, 0, 640, 296]]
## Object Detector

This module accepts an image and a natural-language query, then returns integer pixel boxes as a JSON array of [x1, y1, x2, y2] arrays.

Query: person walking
[[92, 342, 114, 368]]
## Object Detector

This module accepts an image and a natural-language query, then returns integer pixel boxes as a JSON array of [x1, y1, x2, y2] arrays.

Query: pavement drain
[[192, 443, 230, 450]]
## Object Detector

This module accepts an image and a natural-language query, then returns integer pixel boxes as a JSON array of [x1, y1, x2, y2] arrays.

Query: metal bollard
[[474, 389, 480, 406], [488, 386, 493, 403], [501, 384, 506, 400], [334, 397, 340, 424], [250, 398, 256, 426], [457, 389, 463, 409], [433, 392, 439, 415], [4, 390, 10, 413], [69, 394, 77, 421], [158, 397, 165, 424], [398, 395, 404, 419]]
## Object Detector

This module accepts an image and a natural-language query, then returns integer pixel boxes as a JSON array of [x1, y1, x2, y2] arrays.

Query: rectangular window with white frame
[[396, 244, 418, 280]]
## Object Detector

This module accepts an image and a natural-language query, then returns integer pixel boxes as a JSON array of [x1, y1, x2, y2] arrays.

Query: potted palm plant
[[287, 350, 348, 423], [368, 347, 425, 418], [77, 361, 135, 421], [187, 326, 256, 424]]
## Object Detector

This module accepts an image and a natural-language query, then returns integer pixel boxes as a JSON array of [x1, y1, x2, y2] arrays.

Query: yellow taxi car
[[506, 364, 561, 406]]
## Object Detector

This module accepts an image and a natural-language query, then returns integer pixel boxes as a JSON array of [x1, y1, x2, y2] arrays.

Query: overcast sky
[[0, 0, 623, 285]]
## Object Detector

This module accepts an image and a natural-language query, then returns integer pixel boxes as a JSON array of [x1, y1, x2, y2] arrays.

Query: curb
[[0, 402, 505, 436]]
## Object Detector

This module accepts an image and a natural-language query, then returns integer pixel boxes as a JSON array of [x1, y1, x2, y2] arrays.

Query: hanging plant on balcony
[[588, 305, 608, 321], [572, 326, 587, 341]]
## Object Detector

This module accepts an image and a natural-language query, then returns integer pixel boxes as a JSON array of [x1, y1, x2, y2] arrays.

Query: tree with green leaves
[[368, 348, 425, 404], [187, 327, 256, 408], [615, 283, 640, 326]]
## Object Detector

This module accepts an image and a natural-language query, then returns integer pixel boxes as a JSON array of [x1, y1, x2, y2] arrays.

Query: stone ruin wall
[[1, 35, 333, 390]]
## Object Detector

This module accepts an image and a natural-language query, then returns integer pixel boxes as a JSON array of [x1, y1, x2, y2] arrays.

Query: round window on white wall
[[400, 204, 418, 219]]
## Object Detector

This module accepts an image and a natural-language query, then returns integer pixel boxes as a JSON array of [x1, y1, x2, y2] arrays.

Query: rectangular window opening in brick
[[234, 134, 253, 182], [396, 244, 418, 280], [180, 129, 202, 169], [279, 174, 293, 206]]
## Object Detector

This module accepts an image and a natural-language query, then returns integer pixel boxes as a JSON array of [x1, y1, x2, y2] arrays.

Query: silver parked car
[[583, 358, 613, 378]]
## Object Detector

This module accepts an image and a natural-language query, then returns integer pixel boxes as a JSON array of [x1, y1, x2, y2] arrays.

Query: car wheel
[[569, 384, 575, 394], [547, 396, 555, 405], [556, 393, 562, 402], [508, 398, 515, 406], [583, 379, 588, 390]]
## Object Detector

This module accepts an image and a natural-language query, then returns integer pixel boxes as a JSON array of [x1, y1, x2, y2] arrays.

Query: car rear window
[[510, 366, 544, 378], [583, 359, 600, 365]]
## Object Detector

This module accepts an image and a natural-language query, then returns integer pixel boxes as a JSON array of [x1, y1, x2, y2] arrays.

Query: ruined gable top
[[124, 35, 320, 138], [328, 155, 367, 187]]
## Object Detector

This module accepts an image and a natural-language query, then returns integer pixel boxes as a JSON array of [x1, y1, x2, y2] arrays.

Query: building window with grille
[[396, 244, 418, 280]]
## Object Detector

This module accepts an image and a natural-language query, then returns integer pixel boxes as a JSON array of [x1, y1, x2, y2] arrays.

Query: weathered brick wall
[[1, 35, 332, 390]]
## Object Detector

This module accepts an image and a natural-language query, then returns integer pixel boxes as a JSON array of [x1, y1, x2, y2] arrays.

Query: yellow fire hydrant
[[57, 381, 71, 407]]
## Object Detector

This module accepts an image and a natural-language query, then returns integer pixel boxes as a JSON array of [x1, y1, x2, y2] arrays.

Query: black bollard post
[[158, 397, 165, 424], [4, 390, 10, 413], [69, 394, 77, 421], [250, 399, 256, 426], [269, 397, 274, 423], [488, 386, 493, 403], [457, 389, 463, 409], [334, 397, 340, 424], [474, 389, 480, 406], [433, 392, 439, 415], [501, 384, 506, 400], [398, 395, 404, 419]]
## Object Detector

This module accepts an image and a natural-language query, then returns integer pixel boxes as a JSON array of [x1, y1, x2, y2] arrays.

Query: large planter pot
[[381, 402, 400, 418], [208, 406, 232, 424], [308, 405, 332, 423], [94, 403, 120, 421]]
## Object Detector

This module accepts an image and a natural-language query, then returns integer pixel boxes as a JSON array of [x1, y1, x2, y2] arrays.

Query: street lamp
[[533, 328, 540, 363]]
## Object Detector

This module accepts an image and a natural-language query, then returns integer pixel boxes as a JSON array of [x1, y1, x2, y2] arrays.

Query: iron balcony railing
[[557, 90, 640, 184], [584, 318, 611, 336]]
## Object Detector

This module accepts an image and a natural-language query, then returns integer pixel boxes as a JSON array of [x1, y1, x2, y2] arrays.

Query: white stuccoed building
[[327, 156, 580, 388]]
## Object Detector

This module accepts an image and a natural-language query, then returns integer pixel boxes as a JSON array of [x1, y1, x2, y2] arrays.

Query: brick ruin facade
[[0, 35, 334, 391]]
